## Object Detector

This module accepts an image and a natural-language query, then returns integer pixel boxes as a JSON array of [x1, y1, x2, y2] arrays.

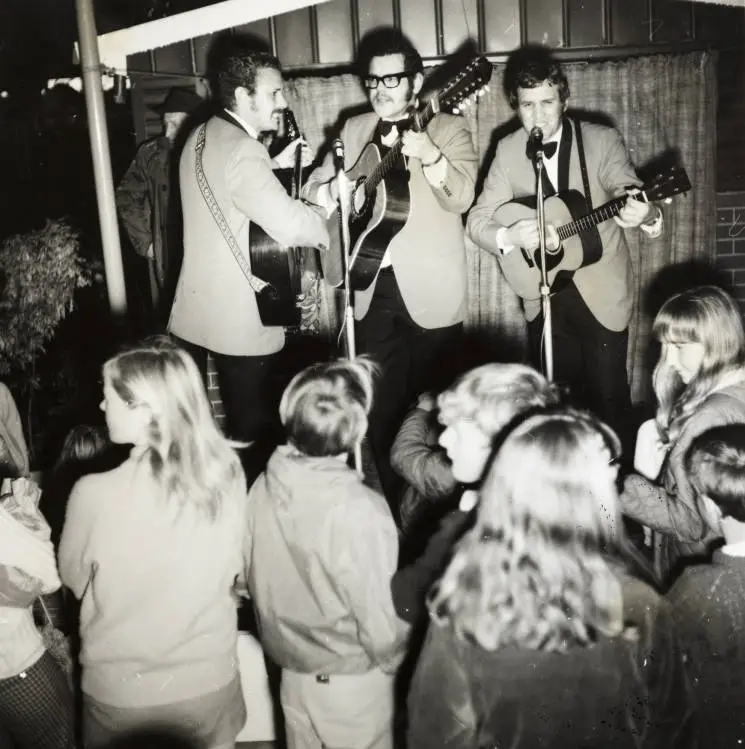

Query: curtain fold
[[284, 50, 716, 405]]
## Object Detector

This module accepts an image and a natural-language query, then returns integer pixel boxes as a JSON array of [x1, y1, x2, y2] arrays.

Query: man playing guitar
[[304, 27, 478, 515], [467, 44, 663, 457]]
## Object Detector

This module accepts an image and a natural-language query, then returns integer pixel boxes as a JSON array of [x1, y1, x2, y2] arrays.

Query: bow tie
[[377, 117, 411, 138], [541, 141, 558, 159]]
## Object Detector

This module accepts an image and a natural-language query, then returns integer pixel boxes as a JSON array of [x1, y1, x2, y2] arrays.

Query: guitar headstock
[[435, 57, 493, 115], [641, 166, 692, 203]]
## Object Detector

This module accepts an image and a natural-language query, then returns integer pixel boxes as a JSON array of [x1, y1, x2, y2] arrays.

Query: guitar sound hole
[[351, 180, 369, 220]]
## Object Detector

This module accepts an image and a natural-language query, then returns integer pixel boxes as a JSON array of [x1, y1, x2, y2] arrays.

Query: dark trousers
[[357, 269, 463, 516], [0, 651, 76, 749], [174, 337, 283, 488], [528, 281, 633, 457]]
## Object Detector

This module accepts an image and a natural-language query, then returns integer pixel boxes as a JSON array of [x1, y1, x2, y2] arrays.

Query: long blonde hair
[[103, 344, 244, 519], [431, 409, 623, 652], [653, 285, 745, 443]]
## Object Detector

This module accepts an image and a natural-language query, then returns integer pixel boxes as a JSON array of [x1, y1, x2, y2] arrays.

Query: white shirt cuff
[[496, 226, 517, 255], [317, 183, 338, 219], [422, 154, 448, 184], [639, 206, 663, 238]]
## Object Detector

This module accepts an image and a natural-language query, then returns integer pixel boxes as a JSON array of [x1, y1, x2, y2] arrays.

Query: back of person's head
[[280, 356, 377, 457], [431, 407, 623, 652], [208, 35, 281, 110], [503, 44, 570, 109], [54, 424, 108, 472], [653, 285, 745, 439], [437, 362, 560, 439], [356, 26, 423, 78], [686, 424, 745, 522], [103, 344, 243, 517]]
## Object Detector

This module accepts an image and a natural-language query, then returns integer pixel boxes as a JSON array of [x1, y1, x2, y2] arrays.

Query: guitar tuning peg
[[664, 197, 673, 204], [452, 107, 461, 115]]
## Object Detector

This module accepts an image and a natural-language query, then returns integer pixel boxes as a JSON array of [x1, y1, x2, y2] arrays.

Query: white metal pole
[[75, 0, 127, 317]]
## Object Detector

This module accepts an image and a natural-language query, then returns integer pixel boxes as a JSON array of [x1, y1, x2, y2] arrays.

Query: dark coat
[[407, 575, 697, 749]]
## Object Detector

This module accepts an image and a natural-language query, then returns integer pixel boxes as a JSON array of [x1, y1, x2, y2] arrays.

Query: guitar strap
[[194, 123, 269, 295], [573, 118, 593, 210]]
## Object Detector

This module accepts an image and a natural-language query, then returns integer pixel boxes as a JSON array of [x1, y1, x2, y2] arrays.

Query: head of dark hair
[[503, 44, 570, 110], [356, 27, 423, 79], [207, 34, 281, 110], [686, 424, 745, 522]]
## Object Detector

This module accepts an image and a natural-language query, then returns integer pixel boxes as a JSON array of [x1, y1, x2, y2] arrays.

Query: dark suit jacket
[[408, 574, 697, 749]]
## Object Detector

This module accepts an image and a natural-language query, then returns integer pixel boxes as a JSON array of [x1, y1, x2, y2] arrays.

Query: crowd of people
[[1, 24, 741, 749]]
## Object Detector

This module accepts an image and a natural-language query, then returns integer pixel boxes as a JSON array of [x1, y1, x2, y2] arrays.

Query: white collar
[[224, 109, 259, 140]]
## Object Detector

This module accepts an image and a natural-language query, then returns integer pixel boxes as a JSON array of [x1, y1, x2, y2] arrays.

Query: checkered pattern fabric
[[0, 650, 75, 748], [283, 51, 715, 405]]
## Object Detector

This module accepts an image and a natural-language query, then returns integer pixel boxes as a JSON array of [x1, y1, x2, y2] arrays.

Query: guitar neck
[[556, 195, 632, 242], [363, 100, 437, 193]]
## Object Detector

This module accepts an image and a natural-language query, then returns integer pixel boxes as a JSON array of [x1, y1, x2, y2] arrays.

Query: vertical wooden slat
[[441, 0, 479, 55], [609, 0, 649, 46], [523, 0, 563, 47], [483, 0, 520, 52], [400, 0, 438, 59], [650, 0, 693, 43], [152, 41, 193, 75], [694, 3, 743, 47], [274, 7, 315, 68], [191, 33, 215, 75], [567, 0, 606, 47], [434, 0, 445, 56], [309, 4, 320, 64], [231, 18, 273, 50], [316, 0, 355, 65], [357, 0, 395, 41]]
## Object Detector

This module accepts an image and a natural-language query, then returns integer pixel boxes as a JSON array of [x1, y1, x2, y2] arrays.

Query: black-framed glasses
[[363, 72, 412, 90]]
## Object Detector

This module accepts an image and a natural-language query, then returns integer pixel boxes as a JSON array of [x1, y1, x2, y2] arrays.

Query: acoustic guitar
[[330, 56, 493, 292], [249, 110, 307, 327], [497, 165, 691, 301]]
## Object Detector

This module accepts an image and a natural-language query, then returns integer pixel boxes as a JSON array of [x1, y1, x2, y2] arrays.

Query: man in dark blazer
[[169, 43, 329, 484], [467, 45, 663, 455], [304, 28, 478, 513]]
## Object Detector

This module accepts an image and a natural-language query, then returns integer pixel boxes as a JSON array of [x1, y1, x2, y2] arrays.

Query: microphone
[[332, 138, 345, 172], [526, 126, 544, 161]]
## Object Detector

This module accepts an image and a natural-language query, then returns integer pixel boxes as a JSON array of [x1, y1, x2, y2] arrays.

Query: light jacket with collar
[[244, 444, 410, 675], [303, 111, 477, 328], [169, 111, 329, 356], [468, 119, 642, 332], [622, 378, 745, 579]]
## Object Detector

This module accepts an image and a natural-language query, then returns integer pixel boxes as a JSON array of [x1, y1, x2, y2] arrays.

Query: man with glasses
[[305, 27, 477, 517]]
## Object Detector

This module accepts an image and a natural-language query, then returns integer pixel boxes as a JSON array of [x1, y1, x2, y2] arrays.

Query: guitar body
[[248, 223, 301, 327], [498, 189, 604, 301], [336, 142, 411, 292]]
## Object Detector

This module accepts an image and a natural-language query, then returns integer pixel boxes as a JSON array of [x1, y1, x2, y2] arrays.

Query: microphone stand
[[334, 153, 363, 476], [533, 149, 555, 382]]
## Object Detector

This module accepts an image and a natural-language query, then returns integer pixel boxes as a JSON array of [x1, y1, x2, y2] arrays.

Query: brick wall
[[716, 191, 745, 312]]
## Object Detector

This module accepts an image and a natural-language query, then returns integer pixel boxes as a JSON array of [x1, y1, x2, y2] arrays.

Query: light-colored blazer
[[169, 113, 329, 356], [467, 119, 638, 332], [304, 111, 477, 329]]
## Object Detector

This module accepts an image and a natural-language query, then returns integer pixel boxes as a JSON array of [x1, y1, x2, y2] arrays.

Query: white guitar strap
[[194, 123, 268, 294]]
